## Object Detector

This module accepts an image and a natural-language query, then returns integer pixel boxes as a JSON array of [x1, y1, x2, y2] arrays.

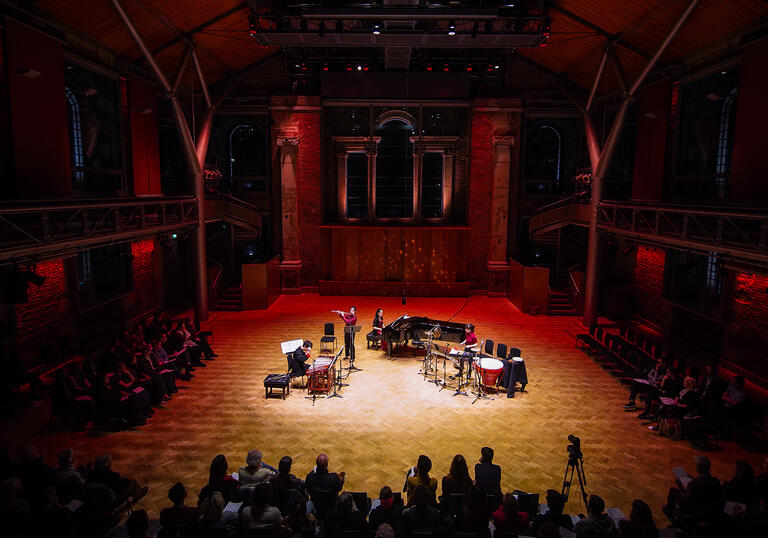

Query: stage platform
[[4, 294, 764, 524]]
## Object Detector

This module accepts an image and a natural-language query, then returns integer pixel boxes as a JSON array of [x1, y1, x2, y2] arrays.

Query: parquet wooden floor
[[3, 295, 765, 525]]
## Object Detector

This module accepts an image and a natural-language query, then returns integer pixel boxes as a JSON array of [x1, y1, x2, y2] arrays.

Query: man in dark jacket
[[474, 446, 501, 498], [305, 453, 344, 519], [574, 495, 617, 537]]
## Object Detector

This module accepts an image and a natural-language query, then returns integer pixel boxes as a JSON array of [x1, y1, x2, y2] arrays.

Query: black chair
[[320, 322, 337, 352], [508, 347, 521, 358], [484, 339, 495, 355], [496, 343, 507, 360], [515, 492, 539, 516], [286, 353, 306, 386], [350, 491, 372, 515]]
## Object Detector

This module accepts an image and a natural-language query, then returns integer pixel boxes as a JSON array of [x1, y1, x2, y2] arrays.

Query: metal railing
[[597, 202, 768, 264], [0, 196, 198, 261]]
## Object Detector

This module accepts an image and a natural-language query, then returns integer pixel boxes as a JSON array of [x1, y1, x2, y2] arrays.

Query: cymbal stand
[[438, 353, 449, 391]]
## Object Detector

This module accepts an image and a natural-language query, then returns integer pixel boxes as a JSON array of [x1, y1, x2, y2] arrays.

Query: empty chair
[[484, 339, 494, 355], [508, 347, 522, 358], [320, 322, 337, 352], [496, 343, 508, 360]]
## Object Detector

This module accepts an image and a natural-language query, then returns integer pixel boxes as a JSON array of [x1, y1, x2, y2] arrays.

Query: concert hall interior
[[1, 1, 768, 538]]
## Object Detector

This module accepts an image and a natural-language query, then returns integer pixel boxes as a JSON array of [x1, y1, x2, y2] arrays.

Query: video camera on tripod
[[562, 434, 589, 509]]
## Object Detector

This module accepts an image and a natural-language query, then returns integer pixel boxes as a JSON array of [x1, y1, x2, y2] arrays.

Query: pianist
[[292, 341, 313, 377]]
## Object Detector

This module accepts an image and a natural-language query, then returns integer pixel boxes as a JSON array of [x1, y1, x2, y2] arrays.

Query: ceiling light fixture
[[372, 22, 381, 35], [448, 21, 456, 36], [248, 13, 258, 37]]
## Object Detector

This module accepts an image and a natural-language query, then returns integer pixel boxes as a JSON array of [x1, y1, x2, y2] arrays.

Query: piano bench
[[264, 373, 291, 400], [366, 333, 381, 349]]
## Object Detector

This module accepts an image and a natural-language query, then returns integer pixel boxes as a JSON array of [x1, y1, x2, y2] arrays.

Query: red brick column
[[271, 97, 322, 291]]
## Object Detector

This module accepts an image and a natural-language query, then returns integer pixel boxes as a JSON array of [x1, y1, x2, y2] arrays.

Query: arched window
[[229, 124, 266, 191], [375, 119, 415, 218], [65, 87, 85, 183], [715, 86, 738, 177], [526, 124, 562, 181]]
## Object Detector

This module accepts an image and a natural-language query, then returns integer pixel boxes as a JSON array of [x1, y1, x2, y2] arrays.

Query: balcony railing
[[597, 202, 768, 264], [0, 196, 198, 261]]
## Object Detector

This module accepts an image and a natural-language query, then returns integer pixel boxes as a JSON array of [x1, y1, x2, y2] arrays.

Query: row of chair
[[575, 325, 656, 384]]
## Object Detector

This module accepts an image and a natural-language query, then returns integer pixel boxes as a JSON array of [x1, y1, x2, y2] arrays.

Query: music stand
[[344, 325, 362, 373], [327, 347, 345, 399]]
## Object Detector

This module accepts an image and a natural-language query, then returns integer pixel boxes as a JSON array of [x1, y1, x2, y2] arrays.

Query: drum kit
[[423, 331, 505, 404]]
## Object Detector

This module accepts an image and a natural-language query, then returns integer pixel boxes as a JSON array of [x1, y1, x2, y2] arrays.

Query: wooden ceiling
[[31, 0, 768, 92]]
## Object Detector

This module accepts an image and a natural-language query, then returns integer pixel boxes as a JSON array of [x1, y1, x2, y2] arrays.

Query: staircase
[[548, 289, 577, 316], [216, 286, 243, 310]]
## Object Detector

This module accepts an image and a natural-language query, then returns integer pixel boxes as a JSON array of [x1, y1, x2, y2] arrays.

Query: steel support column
[[583, 0, 700, 327], [111, 0, 209, 320]]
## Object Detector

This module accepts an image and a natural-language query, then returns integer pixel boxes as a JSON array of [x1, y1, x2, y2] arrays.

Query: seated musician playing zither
[[292, 341, 313, 377]]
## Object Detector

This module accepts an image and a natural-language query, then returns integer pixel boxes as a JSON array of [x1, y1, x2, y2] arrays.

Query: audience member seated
[[305, 453, 344, 520], [722, 460, 760, 506], [617, 499, 657, 538], [637, 369, 682, 420], [622, 359, 666, 411], [492, 493, 530, 534], [648, 376, 699, 431], [240, 449, 275, 487], [198, 454, 239, 504], [54, 448, 84, 494], [324, 491, 369, 538], [531, 490, 573, 534], [402, 485, 442, 535], [663, 455, 723, 528], [442, 454, 474, 496], [270, 455, 306, 514], [537, 522, 560, 538], [475, 446, 502, 499], [369, 486, 402, 532], [198, 491, 237, 528], [160, 482, 199, 529], [0, 476, 31, 538], [574, 494, 617, 538], [126, 508, 151, 538], [375, 523, 395, 538], [184, 317, 217, 359], [406, 455, 438, 506], [87, 453, 147, 505], [458, 485, 490, 536], [241, 482, 283, 528], [32, 485, 72, 538], [281, 490, 318, 537]]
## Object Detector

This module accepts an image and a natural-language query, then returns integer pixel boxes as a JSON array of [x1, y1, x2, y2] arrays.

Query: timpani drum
[[474, 357, 504, 387]]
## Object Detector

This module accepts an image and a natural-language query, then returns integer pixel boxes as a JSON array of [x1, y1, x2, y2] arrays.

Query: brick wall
[[14, 260, 71, 355], [724, 272, 768, 380], [634, 246, 668, 329], [131, 238, 158, 317], [468, 111, 493, 290], [271, 97, 322, 288]]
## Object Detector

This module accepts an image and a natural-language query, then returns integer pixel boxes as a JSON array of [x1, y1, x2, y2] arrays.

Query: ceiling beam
[[149, 2, 250, 56], [550, 4, 651, 60]]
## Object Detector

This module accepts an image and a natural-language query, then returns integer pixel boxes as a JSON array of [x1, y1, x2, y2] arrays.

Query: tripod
[[561, 452, 589, 511]]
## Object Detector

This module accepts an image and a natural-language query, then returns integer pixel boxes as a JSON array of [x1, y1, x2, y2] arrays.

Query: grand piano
[[381, 315, 466, 357]]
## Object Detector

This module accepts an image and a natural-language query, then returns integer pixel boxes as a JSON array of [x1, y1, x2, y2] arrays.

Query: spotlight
[[442, 63, 450, 72], [318, 21, 325, 37], [248, 13, 257, 37], [322, 62, 329, 71], [448, 21, 456, 36], [356, 64, 362, 71], [487, 64, 494, 72], [426, 63, 433, 71], [466, 63, 473, 72], [372, 22, 381, 35], [346, 64, 352, 71], [363, 64, 369, 71]]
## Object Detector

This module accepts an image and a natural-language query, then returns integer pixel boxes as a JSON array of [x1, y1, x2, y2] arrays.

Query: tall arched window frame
[[333, 110, 457, 222], [228, 123, 267, 191], [65, 86, 85, 183], [714, 86, 738, 178]]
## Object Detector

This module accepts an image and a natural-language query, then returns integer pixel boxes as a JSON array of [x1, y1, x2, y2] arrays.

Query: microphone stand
[[327, 347, 345, 399]]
